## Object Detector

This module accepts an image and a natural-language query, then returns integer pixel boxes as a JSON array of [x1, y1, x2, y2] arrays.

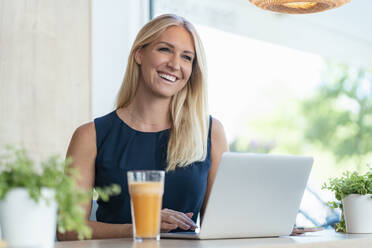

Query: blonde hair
[[116, 14, 209, 171]]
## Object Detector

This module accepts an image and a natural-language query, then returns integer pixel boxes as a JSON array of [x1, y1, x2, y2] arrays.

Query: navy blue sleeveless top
[[93, 111, 212, 227]]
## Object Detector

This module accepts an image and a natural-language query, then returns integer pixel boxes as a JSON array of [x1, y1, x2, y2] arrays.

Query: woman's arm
[[57, 122, 133, 241], [200, 118, 229, 223]]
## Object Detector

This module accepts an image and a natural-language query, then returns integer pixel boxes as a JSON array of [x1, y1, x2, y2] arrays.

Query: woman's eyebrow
[[156, 41, 195, 56]]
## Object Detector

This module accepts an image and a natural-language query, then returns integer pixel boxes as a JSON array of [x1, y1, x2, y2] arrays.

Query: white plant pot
[[343, 194, 372, 233], [0, 188, 58, 248]]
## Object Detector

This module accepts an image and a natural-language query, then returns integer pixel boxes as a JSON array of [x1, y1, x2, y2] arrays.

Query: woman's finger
[[291, 227, 323, 236], [161, 211, 191, 230], [162, 209, 197, 229], [186, 212, 193, 218], [169, 215, 191, 230], [161, 222, 178, 232]]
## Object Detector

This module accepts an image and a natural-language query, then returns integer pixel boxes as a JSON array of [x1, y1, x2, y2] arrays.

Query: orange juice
[[129, 182, 163, 238]]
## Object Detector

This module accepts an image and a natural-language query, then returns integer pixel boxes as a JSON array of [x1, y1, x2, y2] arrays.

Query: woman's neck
[[118, 95, 172, 132]]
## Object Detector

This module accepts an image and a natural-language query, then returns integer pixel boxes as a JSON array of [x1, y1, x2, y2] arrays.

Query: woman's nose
[[167, 55, 181, 71]]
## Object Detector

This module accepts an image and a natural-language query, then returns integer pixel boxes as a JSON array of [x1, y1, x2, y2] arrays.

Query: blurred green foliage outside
[[230, 62, 372, 183]]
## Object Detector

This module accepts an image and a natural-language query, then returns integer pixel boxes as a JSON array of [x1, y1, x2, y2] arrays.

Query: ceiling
[[154, 0, 372, 69], [297, 0, 372, 44]]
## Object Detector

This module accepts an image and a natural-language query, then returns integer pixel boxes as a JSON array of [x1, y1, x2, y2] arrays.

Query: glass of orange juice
[[127, 170, 165, 241]]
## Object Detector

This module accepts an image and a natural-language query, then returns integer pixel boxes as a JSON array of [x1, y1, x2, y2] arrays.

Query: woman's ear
[[134, 48, 143, 65]]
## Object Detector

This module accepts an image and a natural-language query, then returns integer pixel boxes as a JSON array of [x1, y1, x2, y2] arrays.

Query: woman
[[57, 14, 228, 240]]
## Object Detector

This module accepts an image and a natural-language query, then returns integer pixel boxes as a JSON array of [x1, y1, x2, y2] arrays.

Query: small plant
[[322, 168, 372, 232], [0, 146, 120, 240]]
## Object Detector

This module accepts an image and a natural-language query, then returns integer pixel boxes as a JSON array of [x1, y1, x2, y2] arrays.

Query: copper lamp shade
[[248, 0, 351, 14]]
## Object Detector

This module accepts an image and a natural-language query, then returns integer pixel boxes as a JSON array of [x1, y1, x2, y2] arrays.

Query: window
[[152, 0, 372, 228]]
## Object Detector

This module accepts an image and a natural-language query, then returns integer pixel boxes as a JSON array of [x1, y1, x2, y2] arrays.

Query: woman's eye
[[158, 47, 170, 52], [183, 55, 192, 61]]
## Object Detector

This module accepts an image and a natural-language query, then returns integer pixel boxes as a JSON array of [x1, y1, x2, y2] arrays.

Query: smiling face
[[134, 25, 195, 99]]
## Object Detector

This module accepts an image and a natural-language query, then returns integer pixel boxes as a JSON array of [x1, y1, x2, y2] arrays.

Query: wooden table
[[55, 230, 372, 248]]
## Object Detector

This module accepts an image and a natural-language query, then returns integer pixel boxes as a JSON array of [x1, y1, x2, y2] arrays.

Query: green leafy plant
[[0, 146, 120, 240], [302, 63, 372, 169], [322, 168, 372, 232]]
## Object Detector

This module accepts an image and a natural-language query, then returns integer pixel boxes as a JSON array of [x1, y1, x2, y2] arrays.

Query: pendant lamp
[[248, 0, 351, 14]]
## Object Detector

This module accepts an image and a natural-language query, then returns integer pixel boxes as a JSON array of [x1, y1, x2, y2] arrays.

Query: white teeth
[[159, 73, 176, 82]]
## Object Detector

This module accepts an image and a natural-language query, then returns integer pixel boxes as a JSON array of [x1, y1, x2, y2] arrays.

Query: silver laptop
[[161, 152, 313, 239]]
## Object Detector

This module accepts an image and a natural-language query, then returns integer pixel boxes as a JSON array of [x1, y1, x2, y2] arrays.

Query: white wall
[[91, 0, 149, 118], [0, 0, 150, 157], [0, 0, 91, 157]]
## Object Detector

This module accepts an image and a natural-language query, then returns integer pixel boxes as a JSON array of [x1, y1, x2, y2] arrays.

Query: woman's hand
[[160, 208, 198, 233], [290, 227, 323, 236]]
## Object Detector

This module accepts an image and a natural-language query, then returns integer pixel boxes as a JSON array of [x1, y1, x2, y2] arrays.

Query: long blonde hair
[[116, 14, 209, 171]]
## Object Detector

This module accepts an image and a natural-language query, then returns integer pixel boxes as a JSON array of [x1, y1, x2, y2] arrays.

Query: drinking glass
[[127, 170, 165, 241]]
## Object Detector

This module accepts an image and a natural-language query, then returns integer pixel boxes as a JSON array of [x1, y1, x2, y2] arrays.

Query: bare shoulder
[[67, 122, 97, 161], [211, 117, 224, 132], [72, 122, 96, 141], [211, 118, 227, 146], [211, 117, 229, 155]]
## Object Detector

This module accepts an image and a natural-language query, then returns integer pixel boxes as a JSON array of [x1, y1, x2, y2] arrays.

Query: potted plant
[[0, 146, 119, 248], [322, 168, 372, 233]]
